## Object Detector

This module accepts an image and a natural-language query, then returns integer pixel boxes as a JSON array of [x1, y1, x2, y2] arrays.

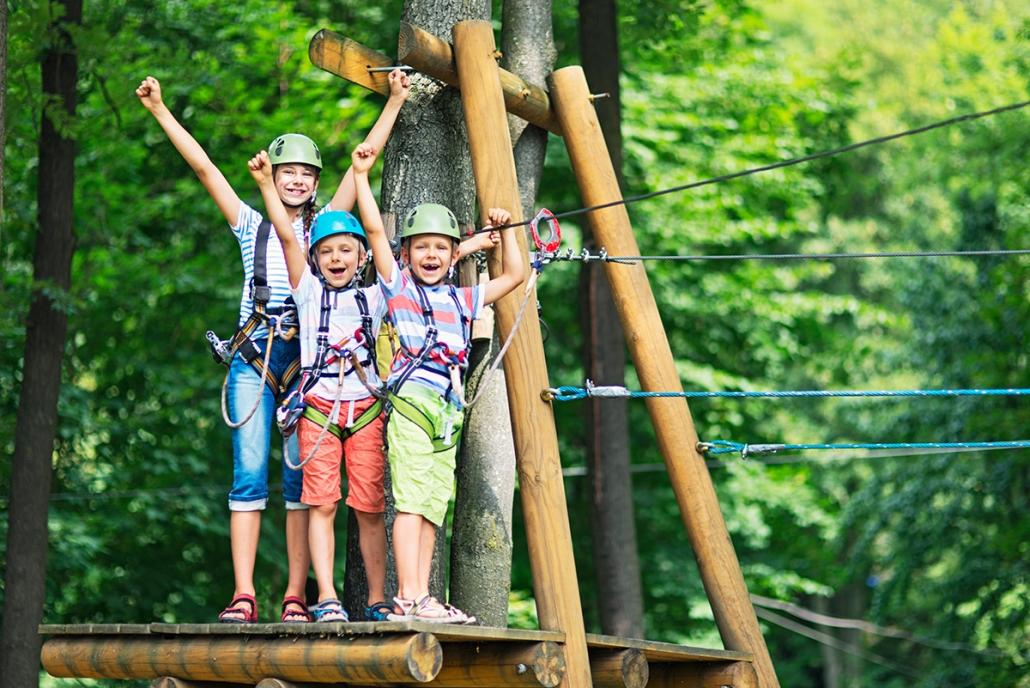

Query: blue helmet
[[309, 211, 367, 252]]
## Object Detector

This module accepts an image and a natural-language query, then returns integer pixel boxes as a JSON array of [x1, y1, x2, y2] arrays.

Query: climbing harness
[[277, 287, 386, 469], [387, 281, 471, 408], [210, 219, 302, 428]]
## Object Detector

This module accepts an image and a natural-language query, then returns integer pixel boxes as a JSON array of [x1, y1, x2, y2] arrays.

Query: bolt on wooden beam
[[397, 21, 560, 135]]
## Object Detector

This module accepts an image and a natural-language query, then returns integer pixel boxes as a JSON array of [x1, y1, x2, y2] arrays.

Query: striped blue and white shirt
[[378, 256, 483, 407], [230, 201, 329, 341]]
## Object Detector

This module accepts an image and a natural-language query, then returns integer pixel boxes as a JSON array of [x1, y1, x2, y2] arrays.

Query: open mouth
[[328, 266, 347, 279]]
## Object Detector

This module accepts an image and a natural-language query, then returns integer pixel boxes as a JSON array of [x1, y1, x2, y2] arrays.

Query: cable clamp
[[584, 379, 631, 398], [741, 443, 785, 458]]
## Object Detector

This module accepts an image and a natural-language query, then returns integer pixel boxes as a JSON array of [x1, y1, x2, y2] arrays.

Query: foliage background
[[1, 1, 1027, 686]]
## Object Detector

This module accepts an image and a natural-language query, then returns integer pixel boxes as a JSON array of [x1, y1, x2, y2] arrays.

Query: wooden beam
[[152, 680, 246, 688], [588, 649, 648, 688], [308, 29, 395, 96], [647, 661, 758, 688], [434, 641, 565, 687], [42, 634, 441, 684], [451, 19, 592, 688], [547, 65, 780, 688], [395, 22, 560, 135]]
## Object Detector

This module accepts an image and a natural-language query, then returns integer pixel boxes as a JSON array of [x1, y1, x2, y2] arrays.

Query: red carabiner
[[530, 208, 561, 253]]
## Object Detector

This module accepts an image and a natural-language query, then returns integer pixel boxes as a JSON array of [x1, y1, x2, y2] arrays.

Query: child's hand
[[388, 69, 411, 100], [485, 207, 512, 229], [135, 76, 164, 111], [484, 230, 501, 249], [351, 143, 378, 175], [247, 150, 274, 185]]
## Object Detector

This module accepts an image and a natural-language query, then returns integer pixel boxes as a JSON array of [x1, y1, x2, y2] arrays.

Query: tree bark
[[577, 0, 644, 638], [0, 0, 7, 225], [343, 0, 491, 615], [0, 1, 81, 686]]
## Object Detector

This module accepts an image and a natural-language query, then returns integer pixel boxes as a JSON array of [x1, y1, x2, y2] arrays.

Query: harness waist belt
[[302, 398, 383, 441]]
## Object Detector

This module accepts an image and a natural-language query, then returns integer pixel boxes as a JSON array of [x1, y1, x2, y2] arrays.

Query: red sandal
[[281, 595, 311, 623], [218, 593, 258, 624]]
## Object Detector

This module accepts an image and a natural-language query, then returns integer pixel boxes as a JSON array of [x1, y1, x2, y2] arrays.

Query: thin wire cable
[[702, 439, 1030, 457], [545, 384, 1030, 402], [750, 594, 1006, 656], [476, 99, 1030, 234], [754, 607, 924, 679], [546, 247, 1030, 263]]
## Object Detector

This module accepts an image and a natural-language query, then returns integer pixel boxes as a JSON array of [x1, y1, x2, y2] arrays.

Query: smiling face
[[274, 163, 319, 208], [314, 234, 365, 288], [402, 233, 459, 286]]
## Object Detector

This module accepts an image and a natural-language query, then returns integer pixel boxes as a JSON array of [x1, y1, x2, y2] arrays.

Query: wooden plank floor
[[586, 633, 751, 663], [40, 622, 563, 643]]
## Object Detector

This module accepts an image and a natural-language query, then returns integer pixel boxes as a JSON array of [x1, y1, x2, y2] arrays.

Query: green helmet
[[401, 203, 461, 241], [268, 133, 322, 171]]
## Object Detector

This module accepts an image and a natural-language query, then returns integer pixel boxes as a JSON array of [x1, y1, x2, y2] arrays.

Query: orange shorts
[[298, 394, 386, 512]]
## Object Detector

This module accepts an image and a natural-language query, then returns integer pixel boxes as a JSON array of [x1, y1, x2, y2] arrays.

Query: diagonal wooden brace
[[308, 25, 561, 135]]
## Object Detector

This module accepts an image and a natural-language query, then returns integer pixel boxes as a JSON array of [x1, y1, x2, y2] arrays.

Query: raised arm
[[351, 144, 394, 283], [456, 229, 499, 260], [481, 208, 525, 305], [248, 151, 307, 289], [329, 69, 411, 211], [136, 76, 241, 226]]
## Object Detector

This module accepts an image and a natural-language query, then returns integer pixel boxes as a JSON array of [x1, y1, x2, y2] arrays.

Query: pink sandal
[[218, 593, 258, 624]]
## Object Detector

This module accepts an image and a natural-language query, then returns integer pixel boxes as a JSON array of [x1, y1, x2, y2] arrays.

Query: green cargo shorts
[[387, 385, 464, 526]]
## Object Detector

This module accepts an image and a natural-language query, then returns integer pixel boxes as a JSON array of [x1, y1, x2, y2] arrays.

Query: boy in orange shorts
[[250, 145, 391, 623]]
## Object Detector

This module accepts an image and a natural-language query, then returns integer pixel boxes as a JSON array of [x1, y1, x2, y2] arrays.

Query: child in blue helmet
[[250, 147, 391, 624], [137, 70, 409, 624], [355, 143, 524, 623]]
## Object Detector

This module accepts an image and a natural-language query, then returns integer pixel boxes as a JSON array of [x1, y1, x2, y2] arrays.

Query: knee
[[354, 509, 385, 527], [312, 503, 338, 518]]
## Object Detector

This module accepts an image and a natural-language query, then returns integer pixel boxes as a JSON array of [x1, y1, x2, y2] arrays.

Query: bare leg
[[224, 510, 261, 619], [393, 512, 423, 602], [354, 509, 387, 605], [283, 507, 310, 619], [308, 503, 339, 602], [417, 517, 436, 596]]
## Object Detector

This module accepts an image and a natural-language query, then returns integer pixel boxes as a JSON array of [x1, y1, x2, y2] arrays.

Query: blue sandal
[[365, 601, 393, 621], [311, 598, 348, 623]]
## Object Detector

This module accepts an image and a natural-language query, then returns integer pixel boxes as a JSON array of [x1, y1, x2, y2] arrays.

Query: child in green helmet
[[136, 70, 410, 624], [355, 144, 525, 623]]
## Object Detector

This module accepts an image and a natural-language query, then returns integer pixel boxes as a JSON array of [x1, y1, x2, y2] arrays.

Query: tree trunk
[[0, 1, 81, 686], [0, 0, 7, 224], [343, 0, 490, 615], [577, 0, 644, 638]]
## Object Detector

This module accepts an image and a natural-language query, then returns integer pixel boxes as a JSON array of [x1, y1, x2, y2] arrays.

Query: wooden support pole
[[547, 65, 780, 688], [587, 649, 648, 688], [451, 20, 592, 688], [646, 661, 758, 688], [42, 634, 441, 684], [397, 22, 561, 135], [434, 641, 565, 687], [152, 680, 246, 688], [308, 29, 397, 97]]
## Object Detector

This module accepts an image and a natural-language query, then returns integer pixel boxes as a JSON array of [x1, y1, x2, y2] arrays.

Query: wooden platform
[[40, 623, 755, 687]]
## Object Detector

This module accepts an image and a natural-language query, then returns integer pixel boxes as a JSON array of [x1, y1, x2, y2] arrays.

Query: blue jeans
[[226, 336, 305, 511]]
